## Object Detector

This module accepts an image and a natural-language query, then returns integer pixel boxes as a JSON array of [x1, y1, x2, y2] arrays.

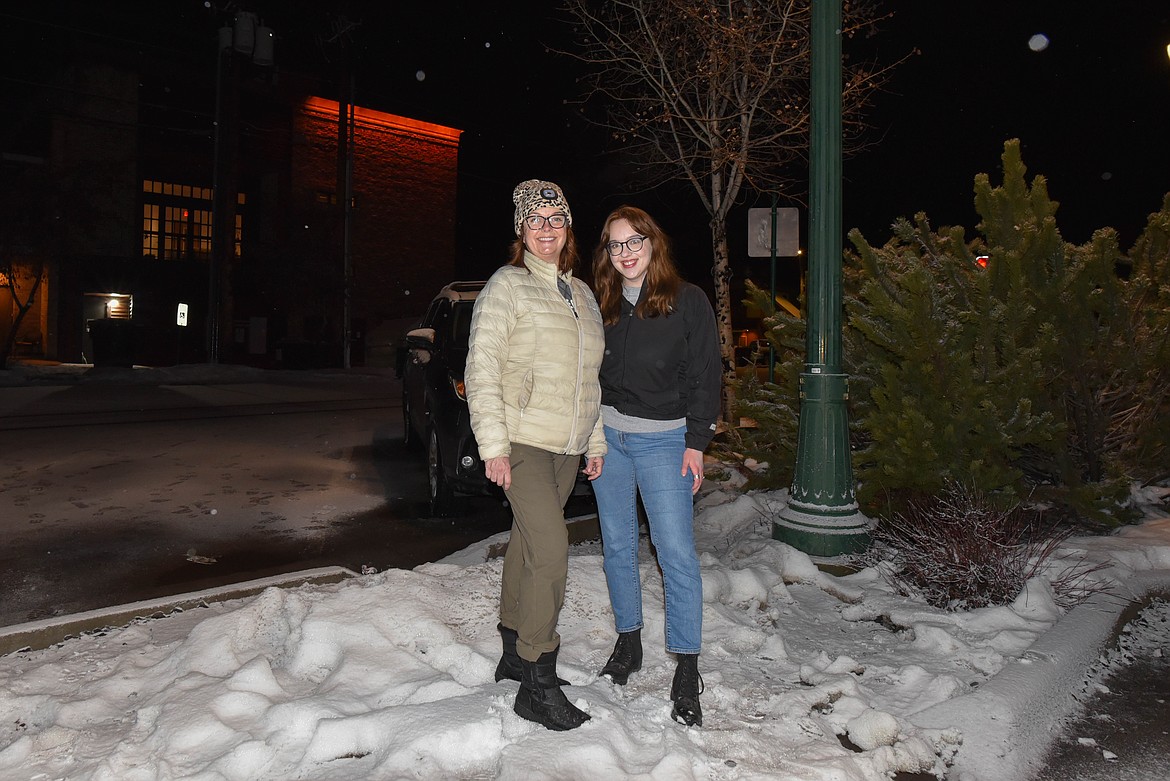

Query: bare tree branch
[[561, 0, 899, 422]]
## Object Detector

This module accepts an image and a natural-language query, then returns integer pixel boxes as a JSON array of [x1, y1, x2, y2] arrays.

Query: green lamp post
[[772, 0, 872, 555]]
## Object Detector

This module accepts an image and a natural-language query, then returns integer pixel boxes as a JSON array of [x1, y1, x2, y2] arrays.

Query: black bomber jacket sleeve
[[679, 285, 722, 451]]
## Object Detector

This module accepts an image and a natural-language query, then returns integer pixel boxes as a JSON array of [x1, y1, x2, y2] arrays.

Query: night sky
[[6, 1, 1169, 286], [323, 0, 1170, 264], [845, 0, 1170, 251]]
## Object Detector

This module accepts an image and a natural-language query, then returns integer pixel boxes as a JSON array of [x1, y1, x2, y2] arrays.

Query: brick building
[[1, 12, 461, 369]]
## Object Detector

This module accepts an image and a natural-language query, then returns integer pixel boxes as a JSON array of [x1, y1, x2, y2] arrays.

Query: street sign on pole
[[747, 207, 799, 258], [747, 205, 799, 383]]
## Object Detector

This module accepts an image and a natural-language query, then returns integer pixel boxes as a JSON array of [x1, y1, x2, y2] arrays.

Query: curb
[[0, 566, 358, 657], [909, 569, 1170, 781], [484, 512, 601, 560], [0, 515, 602, 658]]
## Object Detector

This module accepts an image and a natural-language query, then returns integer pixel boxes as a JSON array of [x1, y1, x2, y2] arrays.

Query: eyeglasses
[[524, 213, 569, 230], [605, 235, 646, 256]]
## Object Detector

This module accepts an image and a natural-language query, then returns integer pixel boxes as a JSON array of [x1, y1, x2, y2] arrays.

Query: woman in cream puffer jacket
[[466, 252, 606, 460], [464, 179, 605, 733]]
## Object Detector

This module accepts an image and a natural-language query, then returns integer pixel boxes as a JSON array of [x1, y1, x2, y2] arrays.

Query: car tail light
[[452, 377, 468, 400]]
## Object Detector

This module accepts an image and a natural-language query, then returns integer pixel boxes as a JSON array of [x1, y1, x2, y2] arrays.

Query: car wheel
[[402, 393, 418, 449], [428, 427, 456, 517]]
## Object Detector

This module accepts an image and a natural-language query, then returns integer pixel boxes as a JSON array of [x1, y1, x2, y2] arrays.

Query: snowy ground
[[1, 469, 1168, 781]]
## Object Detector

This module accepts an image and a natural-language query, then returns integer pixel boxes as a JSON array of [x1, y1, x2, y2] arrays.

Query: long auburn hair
[[592, 205, 681, 326], [507, 227, 580, 276]]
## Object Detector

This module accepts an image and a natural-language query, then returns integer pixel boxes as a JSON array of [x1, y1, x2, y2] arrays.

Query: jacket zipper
[[566, 282, 583, 449]]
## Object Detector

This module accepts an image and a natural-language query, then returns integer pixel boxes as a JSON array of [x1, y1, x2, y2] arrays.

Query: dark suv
[[400, 281, 595, 517], [400, 281, 492, 516]]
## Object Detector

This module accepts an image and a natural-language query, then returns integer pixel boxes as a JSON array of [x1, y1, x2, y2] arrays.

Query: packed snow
[[1, 467, 1168, 781]]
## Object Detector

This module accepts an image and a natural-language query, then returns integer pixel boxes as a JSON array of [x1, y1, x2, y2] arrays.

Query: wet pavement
[[0, 363, 599, 631], [1034, 599, 1170, 781], [0, 366, 496, 625]]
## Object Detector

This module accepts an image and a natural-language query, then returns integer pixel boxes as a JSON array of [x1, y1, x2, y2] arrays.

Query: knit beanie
[[512, 179, 572, 236]]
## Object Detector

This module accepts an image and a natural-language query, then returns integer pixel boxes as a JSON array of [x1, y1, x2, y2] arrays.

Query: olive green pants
[[500, 443, 581, 661]]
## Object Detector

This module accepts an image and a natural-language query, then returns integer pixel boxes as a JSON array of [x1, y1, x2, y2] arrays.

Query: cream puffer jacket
[[466, 252, 606, 461]]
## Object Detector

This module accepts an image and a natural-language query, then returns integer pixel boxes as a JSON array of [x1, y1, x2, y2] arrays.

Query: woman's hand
[[582, 456, 604, 481], [484, 456, 512, 490], [681, 447, 704, 495]]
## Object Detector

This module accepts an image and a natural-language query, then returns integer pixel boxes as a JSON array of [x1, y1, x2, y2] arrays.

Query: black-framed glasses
[[524, 213, 569, 230], [605, 235, 647, 256]]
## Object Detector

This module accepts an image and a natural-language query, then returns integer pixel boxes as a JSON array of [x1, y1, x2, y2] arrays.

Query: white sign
[[747, 207, 799, 257], [176, 303, 189, 327]]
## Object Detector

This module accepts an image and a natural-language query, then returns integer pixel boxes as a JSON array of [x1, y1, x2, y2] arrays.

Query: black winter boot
[[670, 653, 704, 727], [598, 628, 643, 685], [495, 623, 568, 685], [514, 647, 591, 731]]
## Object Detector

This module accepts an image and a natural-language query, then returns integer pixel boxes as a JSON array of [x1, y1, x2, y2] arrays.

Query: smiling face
[[521, 206, 568, 264], [606, 217, 652, 287]]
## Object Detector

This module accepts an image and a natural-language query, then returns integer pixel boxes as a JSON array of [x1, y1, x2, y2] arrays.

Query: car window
[[451, 302, 474, 350], [421, 297, 443, 330], [429, 301, 452, 347]]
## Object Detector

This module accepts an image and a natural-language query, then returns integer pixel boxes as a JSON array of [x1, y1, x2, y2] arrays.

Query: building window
[[141, 180, 245, 261]]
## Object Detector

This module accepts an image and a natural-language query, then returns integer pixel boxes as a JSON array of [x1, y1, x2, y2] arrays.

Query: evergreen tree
[[1112, 194, 1170, 478], [842, 140, 1170, 523], [845, 204, 1055, 511], [974, 147, 1168, 517], [743, 140, 1168, 524]]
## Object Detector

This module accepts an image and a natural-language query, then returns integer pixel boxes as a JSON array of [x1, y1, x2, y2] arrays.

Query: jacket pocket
[[517, 370, 534, 411]]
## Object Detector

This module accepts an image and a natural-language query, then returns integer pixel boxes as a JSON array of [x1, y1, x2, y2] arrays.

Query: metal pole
[[207, 28, 230, 365], [769, 193, 778, 384], [342, 78, 354, 369], [773, 0, 871, 555]]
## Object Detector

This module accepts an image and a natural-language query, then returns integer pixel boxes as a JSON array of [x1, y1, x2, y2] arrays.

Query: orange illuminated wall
[[291, 97, 462, 342], [301, 97, 462, 146]]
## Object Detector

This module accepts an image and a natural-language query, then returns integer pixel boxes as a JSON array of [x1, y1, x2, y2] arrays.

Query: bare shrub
[[862, 482, 1104, 611]]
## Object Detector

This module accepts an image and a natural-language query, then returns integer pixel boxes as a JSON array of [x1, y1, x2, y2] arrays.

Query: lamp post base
[[777, 369, 871, 556], [772, 503, 872, 557]]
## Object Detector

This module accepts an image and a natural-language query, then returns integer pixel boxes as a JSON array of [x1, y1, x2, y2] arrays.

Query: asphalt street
[[0, 364, 534, 627]]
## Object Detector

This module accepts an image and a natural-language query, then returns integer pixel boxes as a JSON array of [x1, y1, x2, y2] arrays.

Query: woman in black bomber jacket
[[589, 205, 721, 727]]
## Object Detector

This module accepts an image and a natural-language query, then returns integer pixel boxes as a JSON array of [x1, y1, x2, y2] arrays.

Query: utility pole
[[773, 0, 872, 555], [330, 15, 358, 370], [209, 12, 273, 364], [208, 24, 231, 364], [338, 75, 355, 370], [769, 193, 778, 384]]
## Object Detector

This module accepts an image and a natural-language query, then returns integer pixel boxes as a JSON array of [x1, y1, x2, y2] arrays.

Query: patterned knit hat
[[512, 179, 572, 236]]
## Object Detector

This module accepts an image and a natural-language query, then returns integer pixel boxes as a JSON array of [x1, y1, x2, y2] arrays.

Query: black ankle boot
[[599, 628, 643, 685], [495, 623, 568, 685], [514, 647, 591, 731], [670, 653, 704, 727]]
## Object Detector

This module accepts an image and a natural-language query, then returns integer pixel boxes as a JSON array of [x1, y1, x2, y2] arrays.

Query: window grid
[[141, 180, 243, 261]]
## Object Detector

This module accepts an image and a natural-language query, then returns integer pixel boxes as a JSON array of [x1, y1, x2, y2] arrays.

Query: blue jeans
[[592, 425, 702, 654]]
